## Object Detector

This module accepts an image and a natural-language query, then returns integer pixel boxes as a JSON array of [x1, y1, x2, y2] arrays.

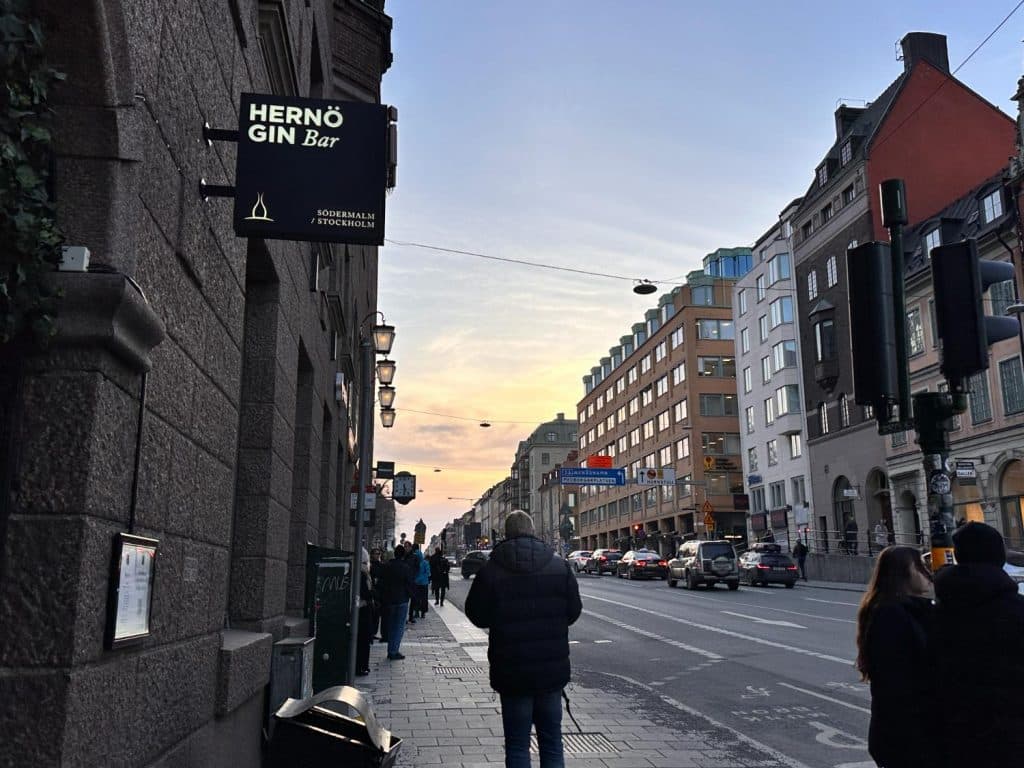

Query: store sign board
[[234, 93, 387, 244]]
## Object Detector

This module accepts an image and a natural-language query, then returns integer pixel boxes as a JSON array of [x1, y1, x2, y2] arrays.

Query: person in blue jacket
[[409, 545, 431, 620]]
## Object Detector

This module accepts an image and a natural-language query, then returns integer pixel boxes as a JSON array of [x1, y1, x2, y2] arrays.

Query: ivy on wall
[[0, 2, 65, 350]]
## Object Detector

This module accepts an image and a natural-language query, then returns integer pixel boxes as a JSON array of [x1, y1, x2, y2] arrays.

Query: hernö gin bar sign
[[204, 93, 394, 246]]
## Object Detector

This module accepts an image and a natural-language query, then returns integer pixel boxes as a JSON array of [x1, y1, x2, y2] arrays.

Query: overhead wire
[[396, 407, 541, 425]]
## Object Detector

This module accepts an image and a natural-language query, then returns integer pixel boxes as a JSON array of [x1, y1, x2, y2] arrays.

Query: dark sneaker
[[391, 653, 405, 660]]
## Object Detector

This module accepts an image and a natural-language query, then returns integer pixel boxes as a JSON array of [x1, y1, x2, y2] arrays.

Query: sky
[[375, 0, 1024, 541]]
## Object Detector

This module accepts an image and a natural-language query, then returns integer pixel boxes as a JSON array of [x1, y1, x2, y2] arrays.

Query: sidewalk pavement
[[354, 601, 792, 768], [802, 579, 865, 593]]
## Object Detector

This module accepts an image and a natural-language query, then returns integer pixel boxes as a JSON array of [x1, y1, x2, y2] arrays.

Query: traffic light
[[848, 242, 900, 415], [931, 240, 1019, 389]]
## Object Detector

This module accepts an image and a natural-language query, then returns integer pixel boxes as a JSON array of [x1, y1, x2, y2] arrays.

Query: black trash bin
[[267, 685, 402, 768]]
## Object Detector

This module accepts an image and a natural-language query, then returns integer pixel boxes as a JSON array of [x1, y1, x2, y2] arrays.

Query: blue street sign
[[558, 467, 626, 486]]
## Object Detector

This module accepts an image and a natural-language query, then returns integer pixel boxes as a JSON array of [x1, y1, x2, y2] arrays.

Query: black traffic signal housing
[[847, 242, 900, 418], [931, 240, 1019, 390]]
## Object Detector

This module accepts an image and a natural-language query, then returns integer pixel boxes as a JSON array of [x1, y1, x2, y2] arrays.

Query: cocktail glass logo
[[244, 192, 274, 222]]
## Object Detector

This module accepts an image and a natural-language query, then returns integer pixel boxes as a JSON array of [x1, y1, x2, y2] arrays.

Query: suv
[[738, 544, 799, 588], [461, 550, 490, 579], [668, 539, 739, 590], [583, 549, 622, 575], [566, 550, 592, 572]]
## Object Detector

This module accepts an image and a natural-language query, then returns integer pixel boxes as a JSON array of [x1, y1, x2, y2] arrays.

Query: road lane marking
[[720, 610, 807, 628], [583, 609, 723, 659], [595, 671, 814, 768], [808, 721, 867, 750], [777, 682, 870, 714], [804, 597, 860, 607], [581, 591, 854, 665], [594, 639, 613, 644]]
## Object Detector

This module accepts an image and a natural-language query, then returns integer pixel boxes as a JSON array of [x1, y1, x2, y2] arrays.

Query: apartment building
[[537, 451, 580, 551], [510, 415, 578, 542], [735, 200, 812, 548], [576, 249, 752, 554]]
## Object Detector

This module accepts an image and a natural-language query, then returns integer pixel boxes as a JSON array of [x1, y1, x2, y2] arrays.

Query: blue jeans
[[386, 601, 409, 657], [500, 689, 564, 768]]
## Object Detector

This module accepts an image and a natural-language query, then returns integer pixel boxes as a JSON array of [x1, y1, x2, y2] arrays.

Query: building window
[[641, 386, 653, 407], [698, 356, 736, 378], [769, 480, 786, 508], [692, 285, 714, 305], [982, 190, 1003, 223], [640, 355, 652, 375], [656, 375, 669, 397], [892, 431, 907, 448], [659, 445, 673, 467], [743, 366, 752, 393], [772, 340, 797, 371], [642, 419, 655, 440], [628, 396, 639, 416], [756, 275, 766, 302], [789, 433, 802, 459], [764, 397, 775, 425], [839, 394, 850, 428], [546, 432, 557, 442], [769, 296, 793, 328], [655, 341, 667, 363], [840, 141, 852, 166], [776, 384, 801, 415], [542, 453, 550, 465], [817, 164, 828, 187], [1000, 357, 1024, 415], [672, 362, 687, 386], [907, 308, 925, 356], [801, 221, 813, 240], [761, 355, 772, 384], [617, 435, 628, 453], [748, 447, 759, 472], [741, 327, 750, 354], [991, 279, 1015, 317], [863, 404, 874, 421], [767, 440, 779, 466], [807, 270, 818, 301], [751, 487, 766, 513], [819, 402, 830, 434], [968, 372, 992, 425], [627, 365, 638, 384], [759, 315, 769, 343], [792, 476, 807, 505], [673, 399, 688, 422], [842, 184, 855, 205], [821, 202, 833, 223], [768, 253, 791, 285], [814, 319, 836, 362], [826, 255, 838, 287], [657, 410, 671, 431], [670, 326, 685, 349], [738, 289, 747, 315], [924, 228, 941, 259], [699, 393, 738, 417], [696, 319, 735, 340], [676, 436, 690, 460], [702, 432, 741, 455], [630, 428, 640, 447], [745, 405, 755, 434]]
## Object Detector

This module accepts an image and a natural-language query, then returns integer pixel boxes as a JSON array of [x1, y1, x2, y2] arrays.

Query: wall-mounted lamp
[[378, 384, 396, 409], [376, 359, 396, 385], [380, 407, 396, 428]]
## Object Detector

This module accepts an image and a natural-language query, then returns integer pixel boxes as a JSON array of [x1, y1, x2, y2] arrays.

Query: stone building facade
[[509, 414, 578, 544], [0, 2, 392, 766]]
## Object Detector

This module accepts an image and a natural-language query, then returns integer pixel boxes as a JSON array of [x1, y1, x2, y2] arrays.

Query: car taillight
[[636, 561, 646, 566], [600, 556, 607, 561], [756, 564, 771, 570], [787, 565, 798, 571], [658, 561, 667, 566]]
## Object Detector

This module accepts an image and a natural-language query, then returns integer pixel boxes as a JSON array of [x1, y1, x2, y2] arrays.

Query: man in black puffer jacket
[[466, 510, 582, 768], [933, 522, 1024, 766]]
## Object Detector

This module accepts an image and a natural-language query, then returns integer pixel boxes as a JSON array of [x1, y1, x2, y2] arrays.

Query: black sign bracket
[[199, 178, 236, 201], [203, 122, 239, 146]]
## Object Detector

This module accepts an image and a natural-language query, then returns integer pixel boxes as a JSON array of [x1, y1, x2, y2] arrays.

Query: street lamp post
[[347, 314, 395, 684]]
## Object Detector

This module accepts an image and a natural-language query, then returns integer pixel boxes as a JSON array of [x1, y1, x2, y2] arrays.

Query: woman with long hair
[[855, 545, 935, 767]]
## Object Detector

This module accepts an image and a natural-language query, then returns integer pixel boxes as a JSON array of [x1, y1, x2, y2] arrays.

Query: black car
[[461, 550, 490, 579], [738, 545, 799, 587], [583, 549, 622, 575], [616, 550, 669, 580]]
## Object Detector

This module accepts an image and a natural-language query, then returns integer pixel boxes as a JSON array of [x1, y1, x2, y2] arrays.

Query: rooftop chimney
[[900, 32, 949, 75], [556, 412, 565, 420], [834, 104, 866, 139]]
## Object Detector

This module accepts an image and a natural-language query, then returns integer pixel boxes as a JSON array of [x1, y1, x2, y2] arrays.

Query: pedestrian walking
[[465, 510, 582, 768], [874, 521, 888, 552], [379, 545, 415, 660], [355, 549, 373, 676], [932, 522, 1024, 766], [845, 518, 859, 555], [855, 545, 936, 768], [406, 544, 421, 624], [792, 539, 808, 580], [414, 547, 430, 616], [429, 547, 450, 605]]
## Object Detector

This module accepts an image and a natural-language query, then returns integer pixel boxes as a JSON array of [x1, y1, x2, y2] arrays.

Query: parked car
[[583, 549, 622, 575], [668, 539, 740, 590], [738, 544, 799, 588], [445, 554, 458, 569], [922, 548, 1024, 595], [461, 550, 490, 579], [616, 550, 669, 580], [566, 550, 593, 572]]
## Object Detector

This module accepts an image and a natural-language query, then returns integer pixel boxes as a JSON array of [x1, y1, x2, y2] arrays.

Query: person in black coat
[[429, 547, 450, 606], [933, 522, 1024, 766], [378, 545, 415, 660], [355, 549, 373, 676], [466, 511, 582, 768], [855, 545, 936, 768]]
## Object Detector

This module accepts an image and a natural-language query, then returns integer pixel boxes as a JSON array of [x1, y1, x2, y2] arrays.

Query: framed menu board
[[105, 533, 159, 649]]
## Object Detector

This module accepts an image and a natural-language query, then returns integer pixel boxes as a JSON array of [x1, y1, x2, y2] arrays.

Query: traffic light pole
[[913, 392, 964, 570]]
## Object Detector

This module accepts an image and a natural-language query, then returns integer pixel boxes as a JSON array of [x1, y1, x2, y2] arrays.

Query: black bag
[[268, 686, 402, 768]]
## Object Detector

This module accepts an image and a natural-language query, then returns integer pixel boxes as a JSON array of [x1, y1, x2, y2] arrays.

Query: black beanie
[[953, 522, 1006, 566]]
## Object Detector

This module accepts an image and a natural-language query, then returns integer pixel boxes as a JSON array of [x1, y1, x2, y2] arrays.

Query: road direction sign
[[558, 467, 626, 486], [636, 467, 676, 486], [702, 499, 714, 515]]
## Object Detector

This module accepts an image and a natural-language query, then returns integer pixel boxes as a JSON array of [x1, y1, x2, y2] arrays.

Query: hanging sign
[[233, 93, 387, 245]]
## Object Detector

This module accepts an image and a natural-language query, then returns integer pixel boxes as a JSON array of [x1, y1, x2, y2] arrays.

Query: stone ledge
[[217, 629, 272, 716], [283, 616, 310, 638]]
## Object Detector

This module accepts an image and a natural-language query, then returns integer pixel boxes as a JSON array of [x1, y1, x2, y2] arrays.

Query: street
[[447, 573, 872, 768]]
